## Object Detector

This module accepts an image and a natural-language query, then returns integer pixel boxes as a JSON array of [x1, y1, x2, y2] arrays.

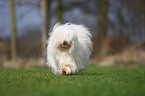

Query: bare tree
[[41, 0, 51, 59], [96, 0, 108, 60], [57, 0, 63, 22], [9, 0, 17, 61], [117, 0, 124, 52]]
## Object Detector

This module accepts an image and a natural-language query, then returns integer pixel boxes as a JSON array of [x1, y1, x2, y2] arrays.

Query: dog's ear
[[48, 22, 61, 36], [53, 22, 61, 30]]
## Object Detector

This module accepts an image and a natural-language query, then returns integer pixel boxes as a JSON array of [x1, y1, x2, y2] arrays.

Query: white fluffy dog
[[46, 23, 92, 75]]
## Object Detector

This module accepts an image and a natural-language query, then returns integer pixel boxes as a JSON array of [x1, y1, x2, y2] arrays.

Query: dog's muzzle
[[58, 40, 72, 50]]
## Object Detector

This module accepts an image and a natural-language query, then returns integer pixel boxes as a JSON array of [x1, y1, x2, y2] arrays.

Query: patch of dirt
[[2, 58, 46, 69], [92, 41, 145, 66]]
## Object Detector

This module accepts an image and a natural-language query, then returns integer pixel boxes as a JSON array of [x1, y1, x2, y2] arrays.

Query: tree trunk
[[9, 0, 17, 61], [57, 0, 63, 22], [41, 0, 51, 59], [96, 0, 108, 60], [118, 0, 124, 52]]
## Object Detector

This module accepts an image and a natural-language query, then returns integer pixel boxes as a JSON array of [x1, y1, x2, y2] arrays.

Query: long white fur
[[46, 23, 93, 75]]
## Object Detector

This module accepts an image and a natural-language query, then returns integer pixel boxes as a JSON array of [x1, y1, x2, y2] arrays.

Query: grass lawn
[[0, 64, 145, 96]]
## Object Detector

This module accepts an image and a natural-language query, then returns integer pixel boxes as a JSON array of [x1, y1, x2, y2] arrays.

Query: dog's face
[[53, 27, 78, 52], [58, 41, 74, 52]]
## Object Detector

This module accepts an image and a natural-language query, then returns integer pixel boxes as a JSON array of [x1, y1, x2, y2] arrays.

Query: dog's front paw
[[60, 65, 71, 75]]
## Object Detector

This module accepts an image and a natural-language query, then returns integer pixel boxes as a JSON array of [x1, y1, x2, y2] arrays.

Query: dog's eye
[[63, 40, 68, 45]]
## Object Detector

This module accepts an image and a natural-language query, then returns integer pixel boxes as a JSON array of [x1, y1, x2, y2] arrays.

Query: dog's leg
[[59, 64, 72, 75]]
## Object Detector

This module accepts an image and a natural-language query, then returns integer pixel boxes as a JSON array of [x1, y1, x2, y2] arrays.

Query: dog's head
[[51, 23, 78, 52]]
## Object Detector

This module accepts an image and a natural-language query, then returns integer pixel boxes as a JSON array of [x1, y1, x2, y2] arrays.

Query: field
[[0, 64, 145, 96]]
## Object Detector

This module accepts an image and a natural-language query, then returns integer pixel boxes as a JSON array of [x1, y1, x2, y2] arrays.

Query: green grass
[[0, 64, 145, 96]]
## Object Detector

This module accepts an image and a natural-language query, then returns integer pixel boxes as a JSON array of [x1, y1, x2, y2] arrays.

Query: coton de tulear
[[46, 23, 92, 75]]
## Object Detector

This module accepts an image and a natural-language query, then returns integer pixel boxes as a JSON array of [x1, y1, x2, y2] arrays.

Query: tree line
[[8, 0, 145, 62]]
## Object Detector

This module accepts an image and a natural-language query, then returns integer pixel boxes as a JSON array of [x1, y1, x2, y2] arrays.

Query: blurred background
[[0, 0, 144, 68]]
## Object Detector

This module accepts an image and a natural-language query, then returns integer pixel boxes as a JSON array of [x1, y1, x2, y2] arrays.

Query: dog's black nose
[[63, 40, 68, 45]]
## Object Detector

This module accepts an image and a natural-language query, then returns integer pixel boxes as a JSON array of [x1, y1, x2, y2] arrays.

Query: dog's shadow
[[80, 72, 104, 76], [62, 72, 104, 76], [83, 73, 103, 76]]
